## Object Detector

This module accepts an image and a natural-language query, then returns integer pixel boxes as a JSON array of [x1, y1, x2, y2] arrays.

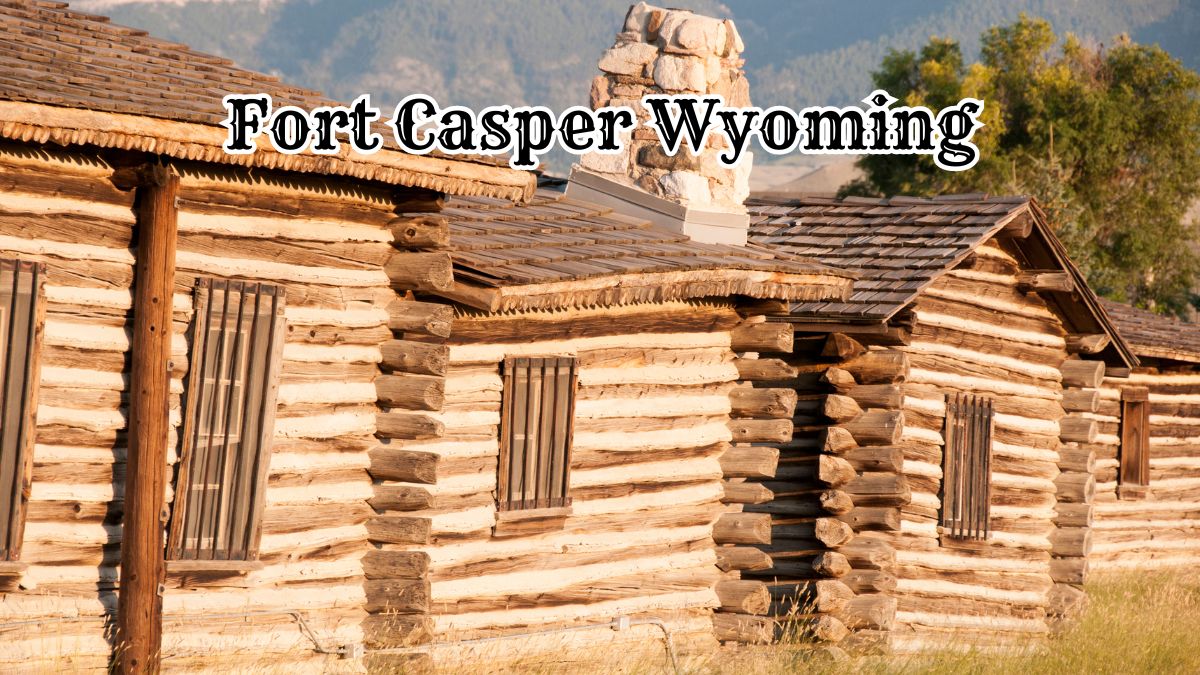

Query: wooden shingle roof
[[435, 179, 854, 312], [747, 192, 1138, 367], [1100, 300, 1200, 365], [0, 1, 534, 200]]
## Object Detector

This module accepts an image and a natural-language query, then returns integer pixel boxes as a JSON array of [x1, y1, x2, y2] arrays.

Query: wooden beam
[[1065, 333, 1111, 355], [731, 322, 793, 354], [734, 358, 798, 382], [730, 387, 797, 419], [716, 547, 774, 572], [719, 446, 780, 479], [387, 299, 453, 338], [821, 333, 866, 360], [1061, 359, 1105, 388], [720, 481, 774, 505], [728, 418, 793, 444], [715, 580, 771, 615], [998, 211, 1034, 239], [381, 340, 449, 376], [714, 512, 772, 545], [117, 165, 179, 674], [1017, 270, 1074, 293], [385, 251, 454, 292], [389, 214, 449, 249]]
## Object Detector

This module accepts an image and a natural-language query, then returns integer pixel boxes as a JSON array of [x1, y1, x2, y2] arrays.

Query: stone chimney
[[566, 2, 753, 245]]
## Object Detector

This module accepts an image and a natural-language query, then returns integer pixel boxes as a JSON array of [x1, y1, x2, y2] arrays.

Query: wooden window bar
[[498, 356, 577, 512]]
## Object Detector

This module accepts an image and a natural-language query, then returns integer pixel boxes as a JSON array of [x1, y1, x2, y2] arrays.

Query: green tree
[[845, 15, 1200, 315]]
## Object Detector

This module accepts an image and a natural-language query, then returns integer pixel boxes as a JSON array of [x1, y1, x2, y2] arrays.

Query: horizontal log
[[731, 387, 798, 419], [732, 322, 793, 354], [361, 550, 430, 580], [842, 569, 896, 594], [836, 507, 901, 532], [720, 446, 780, 479], [363, 578, 430, 614], [842, 446, 903, 473], [845, 384, 904, 410], [716, 580, 771, 615], [385, 251, 453, 292], [376, 374, 445, 411], [1060, 415, 1098, 444], [1054, 502, 1093, 529], [1066, 333, 1110, 355], [389, 214, 449, 249], [712, 612, 774, 644], [1061, 360, 1105, 389], [823, 394, 863, 423], [775, 455, 856, 488], [369, 448, 437, 484], [1055, 471, 1096, 504], [387, 299, 453, 338], [721, 481, 774, 505], [842, 410, 904, 446], [838, 593, 897, 630], [362, 614, 434, 649], [1061, 388, 1099, 413], [376, 412, 444, 440], [1050, 527, 1092, 558], [1049, 557, 1088, 585], [810, 551, 851, 578], [774, 518, 854, 549], [1058, 445, 1096, 474], [366, 515, 432, 545], [822, 333, 866, 360], [735, 358, 798, 382], [822, 367, 856, 392], [840, 537, 896, 571], [999, 211, 1033, 238], [716, 546, 774, 573], [380, 340, 448, 376], [821, 427, 858, 453], [1017, 270, 1074, 293], [842, 351, 909, 384], [729, 418, 793, 444], [768, 579, 853, 615], [1047, 582, 1088, 619], [714, 512, 772, 545], [820, 489, 855, 515]]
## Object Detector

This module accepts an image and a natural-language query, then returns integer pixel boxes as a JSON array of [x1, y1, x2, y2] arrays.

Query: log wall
[[374, 301, 748, 668], [1091, 369, 1200, 570], [0, 144, 401, 672]]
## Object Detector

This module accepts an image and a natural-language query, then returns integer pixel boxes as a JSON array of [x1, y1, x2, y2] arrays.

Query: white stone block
[[598, 42, 661, 76], [659, 171, 713, 207], [653, 54, 706, 92]]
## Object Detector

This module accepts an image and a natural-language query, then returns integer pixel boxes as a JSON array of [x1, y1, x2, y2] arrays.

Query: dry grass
[[697, 570, 1200, 675]]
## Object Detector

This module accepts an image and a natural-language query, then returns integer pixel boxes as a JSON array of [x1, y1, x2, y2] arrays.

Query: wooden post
[[117, 164, 178, 674]]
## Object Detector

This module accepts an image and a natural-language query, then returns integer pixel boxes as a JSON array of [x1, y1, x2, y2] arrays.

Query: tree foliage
[[846, 15, 1200, 314]]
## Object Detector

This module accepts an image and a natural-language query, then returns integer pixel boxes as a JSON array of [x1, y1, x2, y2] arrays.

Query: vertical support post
[[117, 164, 179, 673]]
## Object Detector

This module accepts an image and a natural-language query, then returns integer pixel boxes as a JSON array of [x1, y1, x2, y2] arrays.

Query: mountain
[[75, 0, 1199, 171]]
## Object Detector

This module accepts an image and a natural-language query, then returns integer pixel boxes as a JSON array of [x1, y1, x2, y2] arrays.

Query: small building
[[0, 2, 853, 671], [733, 194, 1137, 653], [1083, 300, 1200, 571]]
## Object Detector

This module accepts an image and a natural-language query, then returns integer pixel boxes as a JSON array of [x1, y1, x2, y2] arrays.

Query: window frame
[[496, 356, 578, 515], [0, 259, 45, 571], [940, 392, 994, 541], [1118, 386, 1151, 498], [166, 277, 286, 567]]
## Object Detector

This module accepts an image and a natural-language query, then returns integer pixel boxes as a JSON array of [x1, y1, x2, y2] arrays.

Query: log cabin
[[1082, 300, 1200, 572], [734, 194, 1139, 653], [0, 2, 856, 671]]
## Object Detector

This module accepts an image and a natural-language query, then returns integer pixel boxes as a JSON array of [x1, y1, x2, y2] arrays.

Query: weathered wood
[[998, 211, 1033, 238], [361, 550, 430, 580], [1058, 445, 1096, 474], [820, 489, 855, 515], [362, 614, 434, 649], [720, 446, 780, 479], [1065, 333, 1111, 355], [810, 551, 852, 578], [822, 333, 866, 360], [721, 481, 775, 504], [118, 165, 178, 675], [842, 351, 909, 384], [376, 413, 445, 440], [839, 537, 896, 570], [821, 367, 857, 392], [381, 340, 448, 376], [1049, 557, 1088, 585], [1050, 526, 1093, 558], [774, 518, 854, 548], [363, 579, 431, 614], [369, 448, 438, 484], [1061, 359, 1105, 388], [367, 516, 432, 545], [845, 473, 911, 507], [1061, 388, 1099, 413], [842, 410, 904, 445], [376, 374, 445, 410], [712, 612, 774, 644], [838, 593, 897, 630], [1054, 502, 1093, 529], [731, 322, 794, 353], [716, 580, 771, 615], [842, 569, 897, 594], [731, 387, 798, 419], [716, 546, 774, 572], [842, 446, 903, 473], [728, 418, 793, 444], [846, 384, 904, 410], [387, 299, 453, 338], [1017, 270, 1074, 293], [714, 512, 772, 545], [1055, 472, 1096, 504], [775, 455, 856, 488], [836, 507, 901, 532], [1047, 582, 1088, 619], [385, 251, 453, 292], [1060, 415, 1098, 444], [820, 427, 858, 453], [736, 358, 799, 381], [389, 214, 449, 249], [768, 579, 853, 615], [823, 394, 863, 423]]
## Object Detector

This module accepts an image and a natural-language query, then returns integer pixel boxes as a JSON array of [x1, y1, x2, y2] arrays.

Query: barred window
[[941, 392, 993, 540], [497, 357, 577, 512], [167, 278, 286, 562], [1118, 387, 1151, 492], [0, 260, 44, 564]]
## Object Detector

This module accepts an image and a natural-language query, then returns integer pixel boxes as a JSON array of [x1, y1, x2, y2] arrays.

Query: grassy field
[[707, 570, 1200, 675]]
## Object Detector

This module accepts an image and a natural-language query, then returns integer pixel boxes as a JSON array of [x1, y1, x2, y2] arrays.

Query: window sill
[[166, 560, 264, 575], [0, 561, 28, 577], [493, 506, 573, 538]]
